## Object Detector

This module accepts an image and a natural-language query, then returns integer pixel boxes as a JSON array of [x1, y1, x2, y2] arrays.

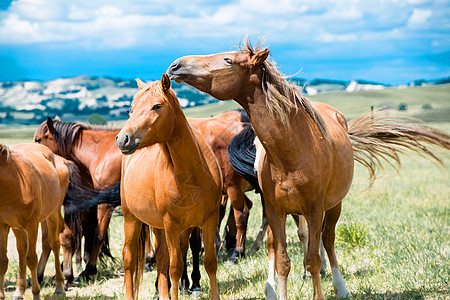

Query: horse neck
[[236, 88, 324, 172], [164, 107, 209, 182], [70, 129, 119, 172]]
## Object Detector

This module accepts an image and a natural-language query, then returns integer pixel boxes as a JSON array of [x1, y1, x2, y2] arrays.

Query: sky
[[0, 0, 449, 84]]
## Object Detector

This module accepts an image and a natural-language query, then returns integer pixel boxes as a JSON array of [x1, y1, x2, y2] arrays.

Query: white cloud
[[407, 9, 432, 28], [0, 0, 447, 57]]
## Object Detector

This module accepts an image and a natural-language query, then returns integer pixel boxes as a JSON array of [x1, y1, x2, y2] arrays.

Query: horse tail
[[64, 181, 121, 214], [347, 110, 450, 184], [99, 229, 115, 265], [227, 124, 261, 192], [62, 161, 88, 253], [133, 223, 148, 298]]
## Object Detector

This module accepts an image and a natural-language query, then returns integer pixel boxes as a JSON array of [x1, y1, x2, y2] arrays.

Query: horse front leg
[[163, 219, 183, 300], [200, 213, 220, 300], [305, 209, 326, 300], [322, 203, 351, 298], [0, 224, 10, 300], [153, 228, 170, 300], [264, 226, 277, 300], [122, 210, 143, 300]]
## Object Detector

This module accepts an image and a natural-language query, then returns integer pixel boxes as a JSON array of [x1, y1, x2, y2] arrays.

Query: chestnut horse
[[167, 40, 450, 299], [34, 117, 121, 282], [116, 74, 222, 300], [0, 143, 65, 300], [36, 155, 117, 289]]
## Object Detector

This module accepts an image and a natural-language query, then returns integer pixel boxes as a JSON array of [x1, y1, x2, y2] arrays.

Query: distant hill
[[0, 75, 448, 125]]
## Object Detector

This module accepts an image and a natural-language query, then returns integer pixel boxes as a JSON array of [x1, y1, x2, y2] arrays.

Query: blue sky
[[0, 0, 449, 84]]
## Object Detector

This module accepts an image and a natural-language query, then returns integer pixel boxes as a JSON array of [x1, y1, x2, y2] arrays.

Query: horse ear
[[46, 117, 55, 132], [54, 115, 61, 121], [250, 48, 270, 66], [161, 73, 171, 93], [136, 78, 147, 90]]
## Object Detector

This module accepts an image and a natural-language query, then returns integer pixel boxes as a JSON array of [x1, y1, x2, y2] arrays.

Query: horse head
[[34, 117, 60, 153], [166, 42, 269, 102], [116, 74, 178, 155]]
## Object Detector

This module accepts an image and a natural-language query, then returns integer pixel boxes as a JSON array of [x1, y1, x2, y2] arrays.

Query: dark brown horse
[[116, 75, 222, 300], [0, 143, 65, 300], [167, 40, 450, 299], [34, 118, 121, 282]]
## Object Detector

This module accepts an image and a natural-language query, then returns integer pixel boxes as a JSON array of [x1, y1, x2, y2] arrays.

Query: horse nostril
[[169, 59, 181, 72], [124, 134, 130, 147]]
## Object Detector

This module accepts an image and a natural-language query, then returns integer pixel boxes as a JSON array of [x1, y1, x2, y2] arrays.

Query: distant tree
[[87, 113, 107, 125], [397, 103, 408, 111]]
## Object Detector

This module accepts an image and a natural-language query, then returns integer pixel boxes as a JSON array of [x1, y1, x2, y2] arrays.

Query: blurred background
[[0, 0, 449, 125]]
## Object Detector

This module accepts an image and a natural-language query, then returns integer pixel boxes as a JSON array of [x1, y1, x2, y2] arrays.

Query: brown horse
[[167, 40, 450, 299], [34, 117, 121, 281], [0, 143, 65, 300], [36, 155, 113, 289], [116, 74, 222, 300]]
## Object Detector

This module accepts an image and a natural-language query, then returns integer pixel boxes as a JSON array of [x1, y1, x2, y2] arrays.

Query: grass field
[[0, 85, 449, 299]]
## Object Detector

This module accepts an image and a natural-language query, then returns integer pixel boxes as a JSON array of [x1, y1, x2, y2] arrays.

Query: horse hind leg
[[292, 214, 328, 278], [12, 228, 28, 300], [227, 186, 252, 264], [47, 211, 66, 295], [189, 227, 202, 295], [322, 203, 351, 298], [0, 224, 10, 300], [36, 221, 51, 284], [60, 222, 75, 289]]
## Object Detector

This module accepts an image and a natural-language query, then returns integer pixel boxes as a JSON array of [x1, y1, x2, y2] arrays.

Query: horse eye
[[224, 58, 233, 65], [152, 104, 162, 110], [34, 138, 41, 143]]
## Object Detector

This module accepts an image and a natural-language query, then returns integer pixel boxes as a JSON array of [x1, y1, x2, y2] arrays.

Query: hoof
[[152, 291, 159, 300], [190, 287, 201, 298], [12, 297, 24, 300], [264, 282, 277, 300]]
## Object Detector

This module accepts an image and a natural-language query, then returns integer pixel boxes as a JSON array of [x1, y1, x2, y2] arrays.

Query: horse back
[[1, 143, 61, 226]]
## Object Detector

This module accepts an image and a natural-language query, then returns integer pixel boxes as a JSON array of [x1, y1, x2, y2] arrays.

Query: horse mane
[[232, 108, 251, 123], [38, 120, 117, 156], [240, 39, 329, 140]]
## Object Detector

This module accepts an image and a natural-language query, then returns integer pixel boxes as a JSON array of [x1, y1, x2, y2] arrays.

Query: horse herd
[[1, 40, 449, 300]]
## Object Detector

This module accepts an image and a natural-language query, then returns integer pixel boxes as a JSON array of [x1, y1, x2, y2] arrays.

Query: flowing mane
[[240, 39, 329, 140]]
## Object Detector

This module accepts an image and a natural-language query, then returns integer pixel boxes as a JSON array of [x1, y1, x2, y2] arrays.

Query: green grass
[[1, 85, 449, 299]]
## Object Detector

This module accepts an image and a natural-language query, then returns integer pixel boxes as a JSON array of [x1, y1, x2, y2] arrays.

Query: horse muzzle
[[116, 133, 140, 155]]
